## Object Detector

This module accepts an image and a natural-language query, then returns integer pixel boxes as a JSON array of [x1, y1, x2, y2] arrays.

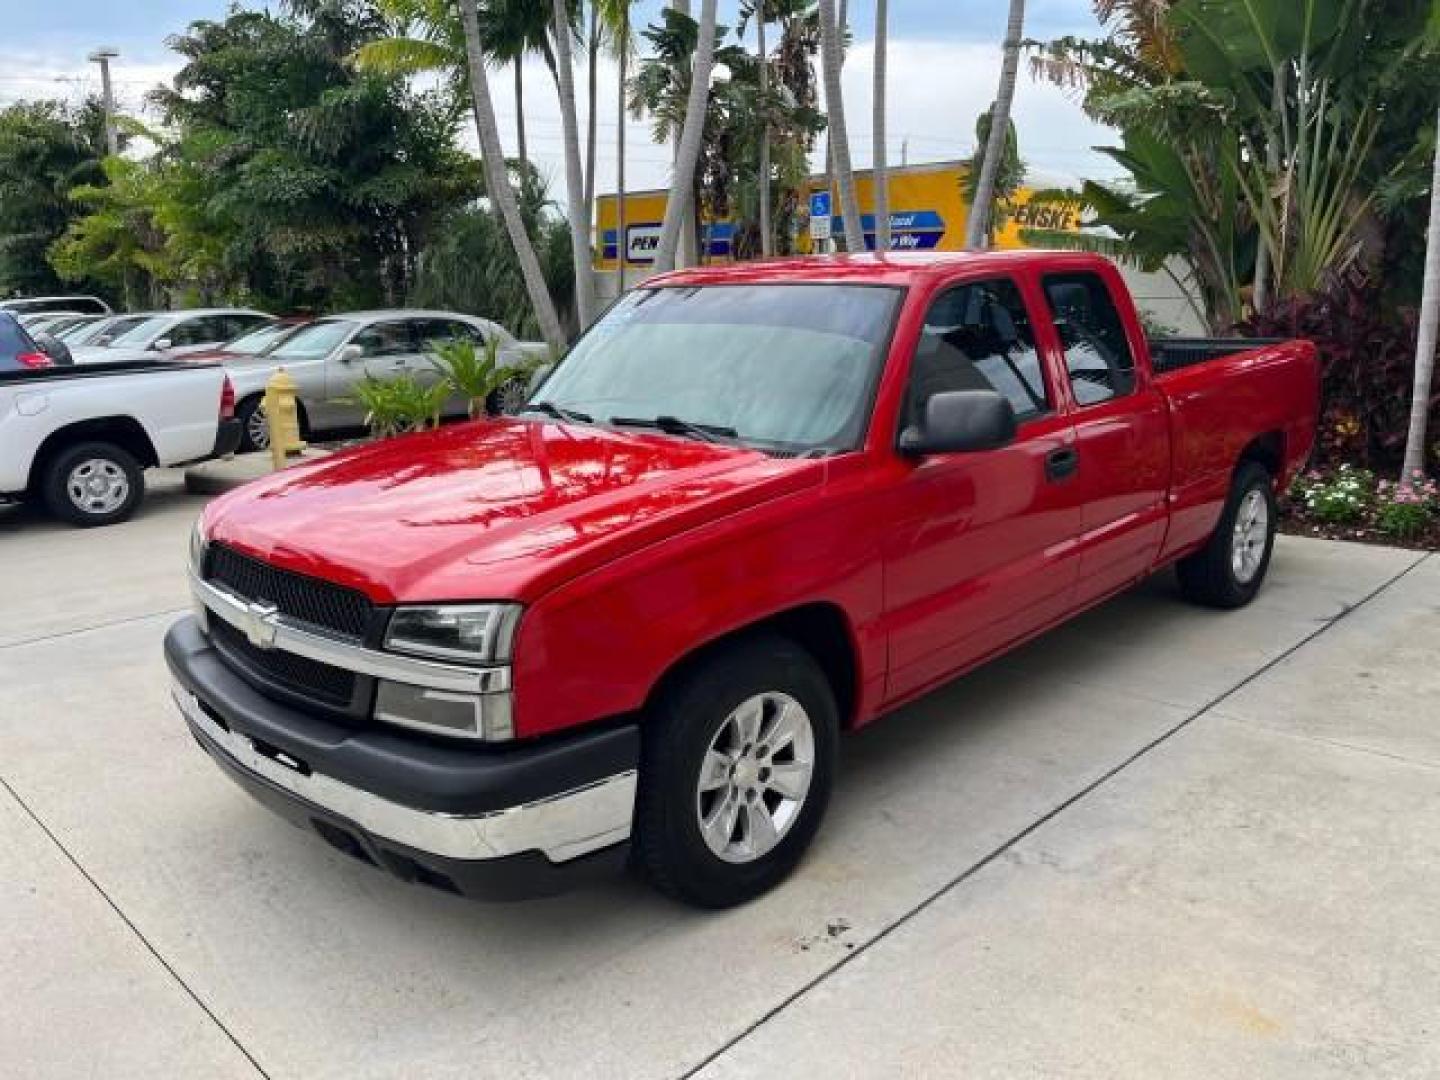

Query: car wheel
[[634, 634, 838, 908], [41, 441, 145, 527], [1177, 461, 1276, 609], [236, 395, 270, 452], [485, 377, 529, 417]]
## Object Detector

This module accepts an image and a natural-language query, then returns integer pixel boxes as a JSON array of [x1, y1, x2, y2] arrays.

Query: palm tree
[[818, 0, 863, 252], [1402, 105, 1440, 480], [652, 0, 719, 273], [551, 0, 596, 327], [595, 0, 636, 286], [752, 0, 774, 257], [457, 0, 566, 350], [872, 0, 889, 252], [964, 0, 1025, 249]]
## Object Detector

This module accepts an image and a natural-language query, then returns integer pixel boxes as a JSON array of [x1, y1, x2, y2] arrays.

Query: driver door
[[882, 275, 1083, 702]]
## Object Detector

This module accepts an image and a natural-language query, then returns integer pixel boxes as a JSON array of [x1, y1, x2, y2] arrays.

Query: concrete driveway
[[1, 471, 1436, 1078]]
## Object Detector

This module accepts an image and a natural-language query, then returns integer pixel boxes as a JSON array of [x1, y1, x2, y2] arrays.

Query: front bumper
[[165, 617, 639, 899]]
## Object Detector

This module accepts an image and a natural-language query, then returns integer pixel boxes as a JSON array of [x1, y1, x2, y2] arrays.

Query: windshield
[[532, 284, 901, 452], [67, 315, 145, 345], [108, 315, 173, 347], [269, 319, 357, 361], [226, 322, 299, 356]]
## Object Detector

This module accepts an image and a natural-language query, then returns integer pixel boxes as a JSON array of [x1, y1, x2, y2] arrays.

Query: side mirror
[[899, 390, 1017, 456], [339, 344, 363, 364], [33, 331, 73, 366], [153, 337, 173, 352]]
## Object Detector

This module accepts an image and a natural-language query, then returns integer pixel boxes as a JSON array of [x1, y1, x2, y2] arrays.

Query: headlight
[[384, 604, 522, 664]]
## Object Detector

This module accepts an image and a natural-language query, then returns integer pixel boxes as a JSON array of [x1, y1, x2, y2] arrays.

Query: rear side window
[[908, 277, 1050, 424], [1042, 272, 1136, 405]]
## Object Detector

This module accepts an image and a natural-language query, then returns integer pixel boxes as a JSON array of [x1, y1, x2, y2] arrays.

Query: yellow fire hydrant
[[263, 367, 306, 470]]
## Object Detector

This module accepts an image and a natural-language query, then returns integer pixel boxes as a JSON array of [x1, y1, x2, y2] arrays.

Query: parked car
[[167, 252, 1319, 907], [72, 308, 274, 364], [1, 350, 239, 525], [0, 312, 58, 372], [60, 313, 151, 348], [218, 309, 545, 451], [0, 295, 111, 317]]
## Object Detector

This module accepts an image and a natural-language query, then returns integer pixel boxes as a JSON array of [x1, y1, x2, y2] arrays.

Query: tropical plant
[[49, 155, 171, 310], [457, 0, 568, 350], [429, 335, 537, 418], [0, 99, 110, 299], [550, 0, 597, 326], [872, 0, 889, 251], [963, 107, 1026, 247], [1403, 106, 1440, 478], [1294, 463, 1375, 524], [965, 0, 1025, 249], [816, 0, 863, 251], [352, 373, 450, 437], [647, 0, 720, 273], [1375, 472, 1438, 539]]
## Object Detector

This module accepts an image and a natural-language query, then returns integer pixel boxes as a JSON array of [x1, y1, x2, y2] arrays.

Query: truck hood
[[205, 418, 821, 603]]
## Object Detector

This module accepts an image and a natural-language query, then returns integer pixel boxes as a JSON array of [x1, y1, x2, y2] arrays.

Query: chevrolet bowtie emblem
[[242, 600, 280, 649]]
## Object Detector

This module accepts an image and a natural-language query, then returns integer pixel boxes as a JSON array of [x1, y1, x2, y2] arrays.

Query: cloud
[[2, 31, 1122, 198]]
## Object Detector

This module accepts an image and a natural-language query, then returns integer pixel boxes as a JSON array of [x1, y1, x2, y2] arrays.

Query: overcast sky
[[0, 1, 1123, 194]]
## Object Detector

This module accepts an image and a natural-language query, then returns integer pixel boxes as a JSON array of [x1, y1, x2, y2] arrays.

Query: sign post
[[808, 191, 833, 248]]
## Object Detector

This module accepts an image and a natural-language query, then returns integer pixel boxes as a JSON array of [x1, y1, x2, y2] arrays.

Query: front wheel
[[633, 635, 838, 908], [1177, 461, 1276, 608]]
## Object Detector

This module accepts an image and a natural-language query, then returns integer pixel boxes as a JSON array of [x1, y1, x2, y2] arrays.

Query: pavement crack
[[0, 772, 271, 1079], [676, 550, 1431, 1080], [0, 607, 188, 651]]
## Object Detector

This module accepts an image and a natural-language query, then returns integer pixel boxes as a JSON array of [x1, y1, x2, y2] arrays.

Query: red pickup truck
[[167, 252, 1318, 907]]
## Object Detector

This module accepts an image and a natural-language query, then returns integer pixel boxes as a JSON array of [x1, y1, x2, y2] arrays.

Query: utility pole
[[88, 47, 120, 156]]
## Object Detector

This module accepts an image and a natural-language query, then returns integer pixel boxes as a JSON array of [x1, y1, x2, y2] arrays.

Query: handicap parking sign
[[809, 191, 832, 241]]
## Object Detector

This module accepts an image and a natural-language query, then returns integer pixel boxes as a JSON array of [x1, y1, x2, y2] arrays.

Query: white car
[[221, 310, 548, 451], [0, 355, 240, 526], [72, 308, 274, 365]]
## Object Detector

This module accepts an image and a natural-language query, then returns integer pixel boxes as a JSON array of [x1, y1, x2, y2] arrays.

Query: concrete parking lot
[[2, 470, 1437, 1079]]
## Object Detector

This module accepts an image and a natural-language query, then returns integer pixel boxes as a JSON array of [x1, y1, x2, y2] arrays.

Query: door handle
[[1045, 447, 1079, 482]]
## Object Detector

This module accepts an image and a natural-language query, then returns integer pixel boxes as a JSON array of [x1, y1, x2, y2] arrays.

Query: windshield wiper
[[609, 415, 738, 444], [522, 401, 593, 424]]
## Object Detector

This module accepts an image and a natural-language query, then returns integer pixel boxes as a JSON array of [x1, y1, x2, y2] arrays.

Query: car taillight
[[16, 351, 52, 369], [219, 375, 235, 420]]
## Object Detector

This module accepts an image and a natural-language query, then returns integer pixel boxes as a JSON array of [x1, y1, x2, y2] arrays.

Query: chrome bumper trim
[[174, 685, 635, 863], [188, 569, 509, 694]]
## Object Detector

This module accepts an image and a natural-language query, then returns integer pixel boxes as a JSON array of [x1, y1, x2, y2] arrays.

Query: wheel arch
[[27, 416, 158, 491], [644, 602, 862, 731], [1237, 430, 1285, 480]]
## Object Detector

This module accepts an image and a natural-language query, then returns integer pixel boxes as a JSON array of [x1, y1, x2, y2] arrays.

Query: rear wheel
[[41, 441, 144, 527], [236, 395, 270, 452], [1177, 461, 1276, 608], [634, 635, 838, 908]]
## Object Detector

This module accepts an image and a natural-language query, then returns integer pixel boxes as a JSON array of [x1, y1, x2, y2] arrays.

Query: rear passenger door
[[1041, 269, 1169, 606], [882, 276, 1083, 701]]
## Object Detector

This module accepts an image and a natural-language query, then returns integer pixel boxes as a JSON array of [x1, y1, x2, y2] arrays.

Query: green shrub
[[1374, 472, 1438, 540], [428, 337, 535, 419], [1294, 464, 1374, 524], [352, 375, 449, 439]]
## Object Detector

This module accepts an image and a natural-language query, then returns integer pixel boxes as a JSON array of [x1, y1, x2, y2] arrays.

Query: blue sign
[[809, 191, 832, 220]]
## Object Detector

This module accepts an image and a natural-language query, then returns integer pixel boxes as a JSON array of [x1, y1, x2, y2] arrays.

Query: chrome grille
[[205, 543, 372, 639], [210, 619, 358, 709]]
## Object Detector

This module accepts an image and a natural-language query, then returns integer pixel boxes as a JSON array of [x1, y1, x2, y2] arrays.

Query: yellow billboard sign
[[594, 160, 1080, 270]]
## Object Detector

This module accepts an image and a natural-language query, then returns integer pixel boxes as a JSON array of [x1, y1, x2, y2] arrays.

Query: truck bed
[[1149, 337, 1286, 375], [0, 358, 219, 386]]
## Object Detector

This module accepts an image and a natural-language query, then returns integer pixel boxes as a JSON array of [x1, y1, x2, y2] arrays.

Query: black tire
[[485, 376, 529, 417], [235, 394, 270, 453], [41, 441, 145, 527], [634, 634, 839, 908], [1177, 461, 1276, 609]]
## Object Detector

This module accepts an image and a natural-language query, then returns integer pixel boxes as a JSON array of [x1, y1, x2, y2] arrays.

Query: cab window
[[907, 277, 1049, 425], [1042, 272, 1136, 405]]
